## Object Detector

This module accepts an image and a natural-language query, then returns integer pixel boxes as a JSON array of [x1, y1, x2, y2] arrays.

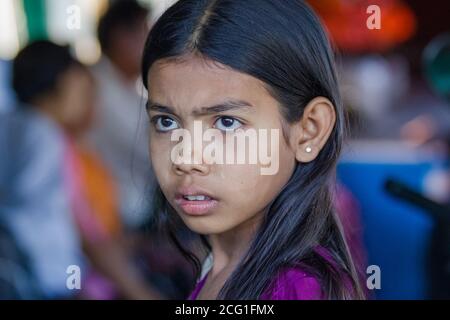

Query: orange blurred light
[[308, 0, 417, 53]]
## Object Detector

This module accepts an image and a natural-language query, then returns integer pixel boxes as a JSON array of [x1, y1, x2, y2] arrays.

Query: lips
[[174, 186, 219, 216]]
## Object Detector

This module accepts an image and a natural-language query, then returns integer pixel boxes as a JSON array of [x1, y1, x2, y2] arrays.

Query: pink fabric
[[188, 267, 323, 300], [261, 268, 323, 300], [189, 247, 350, 300], [81, 270, 118, 300]]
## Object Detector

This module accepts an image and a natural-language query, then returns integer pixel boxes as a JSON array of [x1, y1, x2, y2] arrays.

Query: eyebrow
[[146, 99, 254, 116]]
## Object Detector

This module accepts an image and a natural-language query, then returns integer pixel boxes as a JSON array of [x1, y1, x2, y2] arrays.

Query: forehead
[[146, 56, 272, 110]]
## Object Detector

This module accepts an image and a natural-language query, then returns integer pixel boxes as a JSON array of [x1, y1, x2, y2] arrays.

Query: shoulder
[[0, 110, 64, 158], [6, 110, 62, 143], [261, 246, 350, 300], [261, 267, 323, 300]]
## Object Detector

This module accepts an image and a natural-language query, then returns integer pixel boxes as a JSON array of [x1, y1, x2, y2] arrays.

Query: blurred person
[[0, 42, 85, 299], [7, 40, 164, 300], [56, 54, 164, 300], [0, 223, 41, 298], [88, 0, 155, 228]]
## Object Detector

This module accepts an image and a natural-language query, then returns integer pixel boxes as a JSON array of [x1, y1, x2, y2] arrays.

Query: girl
[[142, 0, 365, 299]]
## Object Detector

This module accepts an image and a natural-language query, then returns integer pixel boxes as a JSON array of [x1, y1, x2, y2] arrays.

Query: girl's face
[[147, 56, 297, 235]]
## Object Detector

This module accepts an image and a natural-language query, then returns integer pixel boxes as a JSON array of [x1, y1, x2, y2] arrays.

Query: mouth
[[174, 188, 219, 216]]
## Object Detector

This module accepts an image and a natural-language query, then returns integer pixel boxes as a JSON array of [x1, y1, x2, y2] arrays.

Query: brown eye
[[215, 116, 242, 131], [154, 116, 179, 132]]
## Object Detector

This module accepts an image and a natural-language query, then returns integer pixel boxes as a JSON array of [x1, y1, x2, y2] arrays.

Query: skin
[[146, 55, 336, 299], [32, 66, 96, 137]]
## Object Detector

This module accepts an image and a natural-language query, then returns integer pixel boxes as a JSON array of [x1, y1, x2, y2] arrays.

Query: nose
[[173, 161, 210, 176], [171, 120, 214, 176], [172, 144, 210, 176]]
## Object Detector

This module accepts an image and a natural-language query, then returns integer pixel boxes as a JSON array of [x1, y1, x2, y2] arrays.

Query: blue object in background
[[338, 143, 447, 299], [0, 59, 15, 113]]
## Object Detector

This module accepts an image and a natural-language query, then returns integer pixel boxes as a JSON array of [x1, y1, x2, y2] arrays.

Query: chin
[[182, 217, 233, 236]]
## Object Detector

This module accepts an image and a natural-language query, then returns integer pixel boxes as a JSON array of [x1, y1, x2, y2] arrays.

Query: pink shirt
[[189, 267, 323, 300], [189, 247, 347, 300]]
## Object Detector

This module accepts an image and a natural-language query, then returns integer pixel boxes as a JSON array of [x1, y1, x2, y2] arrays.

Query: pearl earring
[[305, 146, 312, 153]]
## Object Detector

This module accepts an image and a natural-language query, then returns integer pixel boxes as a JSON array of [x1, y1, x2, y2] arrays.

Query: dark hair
[[142, 0, 365, 299], [98, 0, 150, 55], [12, 40, 78, 104]]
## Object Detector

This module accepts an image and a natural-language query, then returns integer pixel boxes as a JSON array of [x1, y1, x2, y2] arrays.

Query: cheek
[[213, 124, 296, 215], [216, 156, 294, 214], [224, 128, 294, 188], [149, 136, 174, 186], [222, 165, 265, 189]]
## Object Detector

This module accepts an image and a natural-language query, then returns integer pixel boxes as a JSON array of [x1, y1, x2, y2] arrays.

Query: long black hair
[[142, 0, 365, 299]]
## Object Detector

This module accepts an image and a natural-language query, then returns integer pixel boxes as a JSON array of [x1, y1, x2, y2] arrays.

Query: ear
[[289, 97, 336, 163]]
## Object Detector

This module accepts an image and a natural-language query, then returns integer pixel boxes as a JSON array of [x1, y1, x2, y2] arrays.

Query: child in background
[[11, 41, 162, 299]]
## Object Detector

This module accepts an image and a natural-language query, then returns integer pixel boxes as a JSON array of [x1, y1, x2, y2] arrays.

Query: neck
[[208, 212, 264, 277]]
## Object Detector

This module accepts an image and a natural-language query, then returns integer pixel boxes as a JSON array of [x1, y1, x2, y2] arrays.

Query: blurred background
[[0, 0, 449, 299]]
